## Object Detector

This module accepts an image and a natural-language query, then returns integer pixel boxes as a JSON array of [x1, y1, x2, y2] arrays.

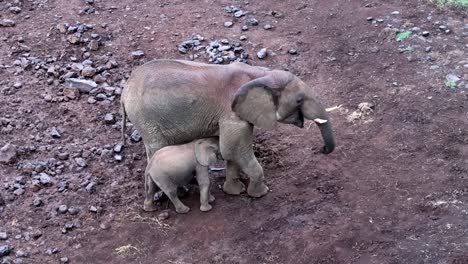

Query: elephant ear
[[194, 139, 219, 167], [231, 77, 280, 129]]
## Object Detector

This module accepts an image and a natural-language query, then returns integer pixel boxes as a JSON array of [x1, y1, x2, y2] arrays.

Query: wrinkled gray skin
[[145, 137, 219, 213], [121, 59, 335, 212]]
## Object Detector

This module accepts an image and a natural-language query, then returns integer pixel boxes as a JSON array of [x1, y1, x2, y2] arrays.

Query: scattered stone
[[234, 10, 246, 18], [44, 95, 53, 102], [39, 173, 52, 185], [224, 21, 234, 28], [104, 113, 115, 125], [131, 130, 142, 142], [9, 7, 22, 14], [114, 154, 123, 161], [366, 17, 373, 21], [446, 74, 460, 83], [0, 245, 12, 257], [88, 40, 99, 51], [263, 24, 273, 30], [113, 144, 123, 153], [85, 181, 97, 193], [391, 11, 400, 15], [50, 127, 62, 139], [57, 152, 69, 160], [241, 25, 249, 31], [131, 50, 145, 60], [68, 207, 79, 215], [0, 19, 16, 27], [257, 48, 267, 59], [56, 23, 68, 33], [75, 158, 87, 167], [430, 65, 440, 70], [87, 97, 97, 104], [425, 46, 432, 52], [0, 144, 17, 164], [81, 66, 97, 78], [288, 49, 298, 55], [65, 78, 97, 93], [89, 206, 99, 213], [422, 31, 430, 37], [0, 232, 8, 240], [60, 257, 69, 263], [376, 19, 384, 23], [15, 249, 27, 258], [58, 204, 68, 214], [239, 35, 247, 41], [45, 248, 58, 255], [13, 188, 25, 196], [99, 222, 110, 230], [67, 34, 81, 44], [246, 18, 259, 26], [32, 198, 43, 207]]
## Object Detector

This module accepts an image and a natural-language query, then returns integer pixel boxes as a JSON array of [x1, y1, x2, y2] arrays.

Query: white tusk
[[276, 112, 282, 120], [313, 118, 328, 124]]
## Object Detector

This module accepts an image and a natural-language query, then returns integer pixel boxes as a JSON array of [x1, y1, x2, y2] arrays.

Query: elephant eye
[[296, 94, 304, 104]]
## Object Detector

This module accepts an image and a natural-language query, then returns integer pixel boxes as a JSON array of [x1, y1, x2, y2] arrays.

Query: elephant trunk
[[317, 121, 335, 154], [302, 101, 336, 154]]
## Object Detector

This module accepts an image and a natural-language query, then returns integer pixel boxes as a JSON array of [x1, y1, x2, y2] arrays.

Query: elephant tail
[[120, 99, 127, 146]]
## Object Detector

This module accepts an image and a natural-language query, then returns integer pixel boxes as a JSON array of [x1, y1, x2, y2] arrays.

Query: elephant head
[[194, 137, 220, 167], [231, 70, 335, 154]]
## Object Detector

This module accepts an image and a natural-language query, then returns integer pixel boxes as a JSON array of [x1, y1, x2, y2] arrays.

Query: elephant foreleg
[[219, 115, 268, 198], [223, 160, 246, 195]]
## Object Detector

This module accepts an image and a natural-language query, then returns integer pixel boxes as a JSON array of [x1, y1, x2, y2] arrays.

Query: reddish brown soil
[[1, 0, 468, 263]]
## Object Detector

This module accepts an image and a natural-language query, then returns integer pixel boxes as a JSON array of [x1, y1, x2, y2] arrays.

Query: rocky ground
[[1, 0, 467, 263]]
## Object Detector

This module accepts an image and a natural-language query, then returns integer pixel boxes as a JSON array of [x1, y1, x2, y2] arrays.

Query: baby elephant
[[145, 137, 219, 213]]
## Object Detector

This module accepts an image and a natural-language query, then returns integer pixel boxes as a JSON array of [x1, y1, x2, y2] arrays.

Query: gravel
[[257, 48, 267, 59]]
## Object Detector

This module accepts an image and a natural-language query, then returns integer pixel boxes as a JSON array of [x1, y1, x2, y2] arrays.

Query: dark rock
[[85, 181, 96, 193], [246, 18, 259, 26], [0, 245, 12, 257]]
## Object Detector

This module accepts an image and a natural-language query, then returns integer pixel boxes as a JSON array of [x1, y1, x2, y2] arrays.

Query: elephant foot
[[143, 199, 157, 212], [223, 180, 246, 195], [200, 204, 212, 212], [247, 181, 269, 198], [175, 205, 190, 214]]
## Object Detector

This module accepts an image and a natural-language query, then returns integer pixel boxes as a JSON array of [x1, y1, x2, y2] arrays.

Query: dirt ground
[[1, 0, 468, 263]]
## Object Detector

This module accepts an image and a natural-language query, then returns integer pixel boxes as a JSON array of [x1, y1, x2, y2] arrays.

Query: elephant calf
[[145, 137, 219, 213]]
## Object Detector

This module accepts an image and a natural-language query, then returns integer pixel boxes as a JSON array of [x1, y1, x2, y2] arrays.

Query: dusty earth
[[1, 0, 468, 263]]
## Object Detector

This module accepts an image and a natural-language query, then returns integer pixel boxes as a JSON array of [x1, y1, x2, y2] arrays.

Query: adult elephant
[[121, 59, 335, 211]]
